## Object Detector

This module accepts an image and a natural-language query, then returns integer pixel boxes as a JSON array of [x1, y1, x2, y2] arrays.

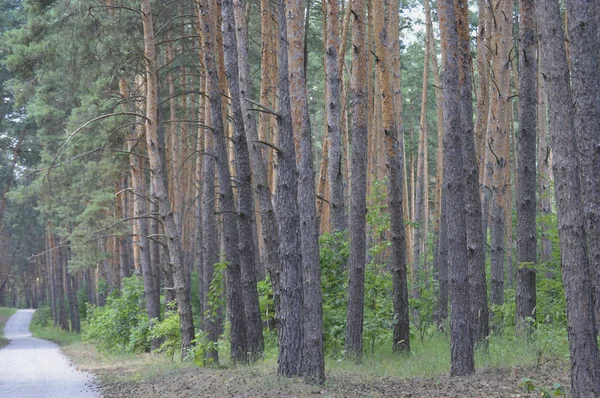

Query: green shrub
[[83, 276, 150, 353]]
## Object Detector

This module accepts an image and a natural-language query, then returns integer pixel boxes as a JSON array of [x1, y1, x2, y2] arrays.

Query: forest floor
[[60, 341, 570, 398]]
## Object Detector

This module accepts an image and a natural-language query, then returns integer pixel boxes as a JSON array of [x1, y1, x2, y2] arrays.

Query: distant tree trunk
[[118, 175, 132, 286], [233, 0, 282, 332], [515, 0, 537, 331], [439, 0, 474, 375], [565, 0, 600, 338], [536, 0, 600, 394], [46, 231, 56, 322], [475, 0, 489, 181], [436, 190, 449, 328], [285, 0, 325, 384], [325, 0, 346, 233], [345, 0, 368, 359], [197, 0, 248, 364], [200, 76, 219, 363], [55, 237, 69, 331], [537, 61, 552, 268], [119, 78, 161, 348], [141, 0, 195, 357], [274, 0, 304, 377], [413, 3, 430, 293], [68, 273, 80, 333], [0, 129, 25, 227], [221, 0, 264, 362], [63, 249, 76, 332], [372, 0, 410, 354], [245, 0, 281, 316], [456, 0, 489, 343]]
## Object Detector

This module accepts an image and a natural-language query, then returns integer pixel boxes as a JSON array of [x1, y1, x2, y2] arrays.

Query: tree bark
[[285, 0, 325, 384], [325, 0, 346, 233], [456, 0, 489, 343], [197, 0, 248, 364], [565, 0, 600, 339], [516, 0, 537, 331], [535, 0, 600, 393], [275, 0, 304, 377], [345, 0, 369, 359], [372, 0, 410, 354], [220, 0, 264, 361], [439, 0, 474, 375], [141, 0, 195, 357], [486, 0, 512, 311]]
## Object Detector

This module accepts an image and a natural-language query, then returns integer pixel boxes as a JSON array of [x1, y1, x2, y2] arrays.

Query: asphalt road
[[0, 309, 99, 397]]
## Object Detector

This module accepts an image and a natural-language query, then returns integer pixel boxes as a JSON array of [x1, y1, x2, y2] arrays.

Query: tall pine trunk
[[275, 0, 304, 377], [197, 0, 248, 363], [535, 0, 600, 393], [515, 0, 537, 331], [141, 0, 195, 357], [439, 0, 474, 375], [285, 0, 325, 384], [456, 0, 488, 343], [565, 0, 600, 337], [345, 0, 369, 358], [221, 0, 264, 362]]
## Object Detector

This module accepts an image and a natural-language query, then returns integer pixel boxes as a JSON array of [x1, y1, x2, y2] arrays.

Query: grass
[[29, 307, 82, 346], [0, 307, 17, 349]]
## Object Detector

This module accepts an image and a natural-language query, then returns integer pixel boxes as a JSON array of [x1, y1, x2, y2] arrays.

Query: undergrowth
[[0, 306, 17, 349], [29, 306, 81, 345]]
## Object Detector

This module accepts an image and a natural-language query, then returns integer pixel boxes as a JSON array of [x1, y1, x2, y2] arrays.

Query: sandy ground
[[0, 309, 99, 398]]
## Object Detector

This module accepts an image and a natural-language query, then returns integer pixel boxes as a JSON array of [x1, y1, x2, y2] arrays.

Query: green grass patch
[[0, 307, 17, 349], [320, 327, 569, 380], [29, 306, 81, 346]]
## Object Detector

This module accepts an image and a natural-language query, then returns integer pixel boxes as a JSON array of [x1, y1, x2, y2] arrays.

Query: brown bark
[[456, 0, 489, 343], [345, 0, 369, 359], [325, 0, 346, 233], [221, 0, 264, 361], [141, 0, 195, 357], [439, 0, 475, 375], [235, 0, 282, 330], [197, 0, 248, 363], [372, 0, 410, 354], [565, 0, 600, 339], [486, 0, 512, 310], [286, 0, 325, 383], [515, 0, 537, 331], [536, 0, 600, 393], [275, 0, 304, 378]]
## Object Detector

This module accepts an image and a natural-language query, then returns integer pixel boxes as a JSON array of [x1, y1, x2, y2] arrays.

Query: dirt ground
[[63, 343, 570, 398]]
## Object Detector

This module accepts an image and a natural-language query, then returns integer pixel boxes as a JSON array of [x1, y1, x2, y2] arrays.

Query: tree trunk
[[285, 0, 325, 384], [325, 0, 346, 233], [141, 0, 195, 357], [197, 0, 248, 364], [486, 0, 512, 311], [345, 0, 369, 359], [456, 0, 489, 343], [565, 0, 600, 339], [515, 0, 537, 331], [537, 60, 552, 268], [535, 0, 600, 394], [274, 0, 304, 377], [221, 0, 264, 362], [120, 78, 161, 348], [439, 0, 474, 375], [372, 0, 410, 354]]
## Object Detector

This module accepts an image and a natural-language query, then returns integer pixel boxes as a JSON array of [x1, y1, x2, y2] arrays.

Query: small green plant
[[149, 303, 181, 359], [520, 378, 566, 397]]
